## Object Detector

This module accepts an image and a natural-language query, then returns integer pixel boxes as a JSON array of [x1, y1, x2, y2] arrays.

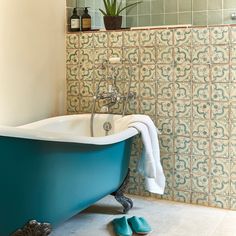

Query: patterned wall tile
[[192, 138, 210, 156], [210, 27, 229, 45], [192, 156, 209, 175], [211, 159, 230, 178], [211, 139, 229, 158], [212, 65, 230, 82], [192, 175, 209, 193], [209, 195, 230, 209], [175, 119, 191, 137], [175, 154, 191, 172], [174, 46, 191, 64], [79, 33, 93, 48], [174, 29, 192, 46], [94, 32, 108, 48], [174, 172, 191, 191], [156, 47, 174, 64], [173, 191, 191, 203], [231, 46, 236, 64], [192, 28, 210, 45], [211, 45, 229, 64], [67, 65, 79, 81], [174, 136, 191, 154], [66, 25, 236, 210], [175, 64, 191, 82], [192, 193, 209, 206], [109, 32, 123, 48], [211, 120, 229, 140], [192, 65, 210, 83], [140, 47, 156, 64], [192, 120, 210, 138], [124, 31, 139, 47], [140, 65, 156, 82], [193, 84, 210, 100], [175, 100, 191, 118], [210, 177, 230, 195], [157, 100, 174, 117], [156, 65, 173, 82], [66, 49, 79, 64], [156, 29, 173, 46], [66, 34, 79, 49], [174, 83, 191, 100], [231, 26, 236, 44], [156, 118, 173, 135], [192, 46, 210, 64], [211, 83, 230, 102], [211, 102, 229, 120], [139, 30, 156, 46]]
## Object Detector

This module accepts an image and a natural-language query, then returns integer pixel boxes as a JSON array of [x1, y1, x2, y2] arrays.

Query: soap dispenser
[[81, 7, 91, 31], [70, 8, 80, 32]]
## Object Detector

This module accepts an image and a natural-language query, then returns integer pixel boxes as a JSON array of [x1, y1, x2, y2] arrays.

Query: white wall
[[0, 0, 66, 126]]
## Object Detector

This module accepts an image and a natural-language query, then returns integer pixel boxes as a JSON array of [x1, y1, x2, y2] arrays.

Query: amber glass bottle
[[81, 7, 91, 31]]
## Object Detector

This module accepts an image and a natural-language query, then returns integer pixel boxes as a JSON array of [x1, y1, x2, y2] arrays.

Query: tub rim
[[0, 114, 139, 145]]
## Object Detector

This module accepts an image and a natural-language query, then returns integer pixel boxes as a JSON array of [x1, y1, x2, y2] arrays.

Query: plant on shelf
[[99, 0, 141, 30]]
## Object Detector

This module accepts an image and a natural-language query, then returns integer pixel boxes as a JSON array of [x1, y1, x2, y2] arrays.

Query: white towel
[[115, 115, 166, 194]]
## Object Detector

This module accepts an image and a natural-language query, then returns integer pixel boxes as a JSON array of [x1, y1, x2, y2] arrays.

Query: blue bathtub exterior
[[0, 136, 133, 235]]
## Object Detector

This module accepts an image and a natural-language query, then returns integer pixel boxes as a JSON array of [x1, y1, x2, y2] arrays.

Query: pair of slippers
[[112, 216, 152, 236]]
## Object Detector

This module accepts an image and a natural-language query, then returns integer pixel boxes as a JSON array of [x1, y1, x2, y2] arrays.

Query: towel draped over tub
[[115, 115, 166, 195]]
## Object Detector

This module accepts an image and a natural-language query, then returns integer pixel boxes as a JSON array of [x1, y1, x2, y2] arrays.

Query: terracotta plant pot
[[103, 16, 122, 30]]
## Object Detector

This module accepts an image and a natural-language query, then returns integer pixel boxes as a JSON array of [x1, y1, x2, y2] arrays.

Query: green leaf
[[99, 9, 107, 16], [103, 0, 109, 15], [117, 1, 141, 15], [116, 1, 122, 16]]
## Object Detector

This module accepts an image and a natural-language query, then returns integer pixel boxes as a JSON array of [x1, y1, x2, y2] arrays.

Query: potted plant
[[99, 0, 141, 30]]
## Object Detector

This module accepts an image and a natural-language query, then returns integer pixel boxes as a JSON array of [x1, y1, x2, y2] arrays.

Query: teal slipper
[[112, 216, 133, 236], [128, 216, 152, 235]]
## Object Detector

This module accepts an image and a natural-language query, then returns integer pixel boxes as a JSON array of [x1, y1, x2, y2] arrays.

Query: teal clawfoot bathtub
[[0, 114, 138, 235]]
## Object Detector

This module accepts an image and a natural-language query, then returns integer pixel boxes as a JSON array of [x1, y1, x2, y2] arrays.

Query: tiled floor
[[51, 195, 236, 236]]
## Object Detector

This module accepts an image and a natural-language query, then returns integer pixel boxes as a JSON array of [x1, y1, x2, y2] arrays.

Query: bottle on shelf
[[70, 8, 80, 32], [81, 7, 91, 31]]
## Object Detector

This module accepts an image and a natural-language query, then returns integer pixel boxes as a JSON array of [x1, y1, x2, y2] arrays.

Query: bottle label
[[82, 18, 91, 29], [71, 19, 80, 29]]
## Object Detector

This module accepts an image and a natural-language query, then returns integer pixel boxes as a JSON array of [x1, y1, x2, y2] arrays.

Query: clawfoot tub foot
[[11, 220, 52, 236], [111, 169, 133, 214]]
